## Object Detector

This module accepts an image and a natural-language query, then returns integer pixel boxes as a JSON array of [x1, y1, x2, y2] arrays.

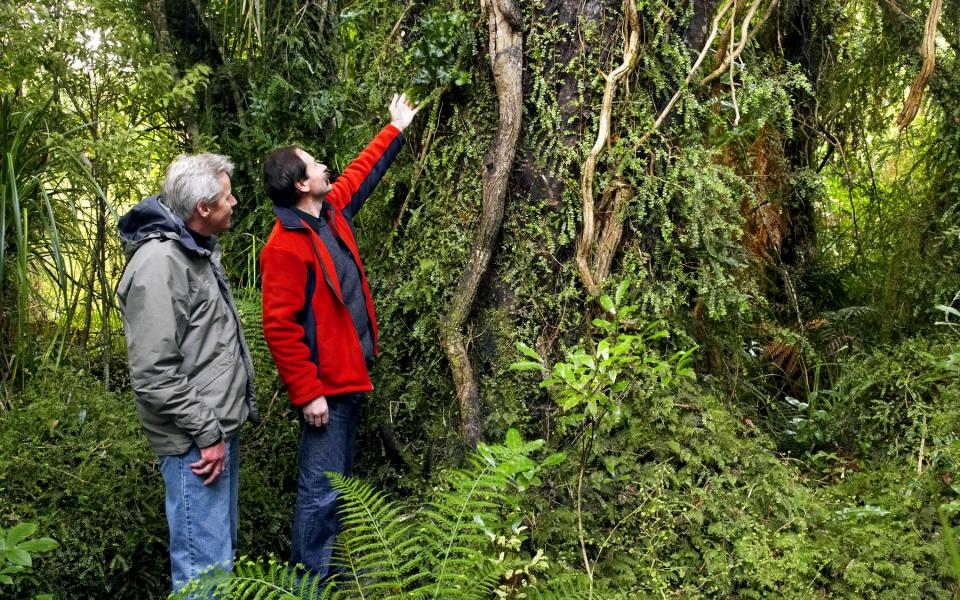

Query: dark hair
[[262, 146, 306, 207]]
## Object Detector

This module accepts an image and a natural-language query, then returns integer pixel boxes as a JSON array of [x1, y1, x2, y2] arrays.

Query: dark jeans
[[291, 392, 363, 580]]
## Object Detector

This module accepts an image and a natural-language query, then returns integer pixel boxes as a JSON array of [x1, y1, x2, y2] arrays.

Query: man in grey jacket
[[117, 153, 258, 595]]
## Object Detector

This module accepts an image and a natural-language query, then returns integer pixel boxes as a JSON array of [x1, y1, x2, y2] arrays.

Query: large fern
[[407, 443, 547, 598], [176, 430, 575, 599], [330, 429, 566, 599]]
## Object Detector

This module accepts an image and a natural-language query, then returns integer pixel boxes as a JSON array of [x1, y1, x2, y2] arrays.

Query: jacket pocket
[[192, 350, 236, 393]]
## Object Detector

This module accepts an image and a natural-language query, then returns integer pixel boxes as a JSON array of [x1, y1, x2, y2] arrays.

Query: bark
[[440, 0, 523, 449], [684, 0, 723, 53], [770, 0, 831, 268]]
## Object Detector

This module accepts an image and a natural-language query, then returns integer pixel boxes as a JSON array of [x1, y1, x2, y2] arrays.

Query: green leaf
[[597, 339, 610, 360], [599, 295, 615, 315], [510, 361, 543, 371], [936, 304, 960, 318], [542, 452, 566, 467], [603, 456, 619, 477], [615, 278, 630, 305], [6, 548, 31, 567], [515, 341, 542, 361], [0, 574, 12, 585], [18, 538, 58, 553], [505, 428, 522, 450], [6, 523, 36, 547]]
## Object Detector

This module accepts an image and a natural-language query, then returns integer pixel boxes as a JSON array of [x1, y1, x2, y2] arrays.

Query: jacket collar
[[274, 202, 335, 231], [274, 204, 309, 230], [119, 195, 215, 259]]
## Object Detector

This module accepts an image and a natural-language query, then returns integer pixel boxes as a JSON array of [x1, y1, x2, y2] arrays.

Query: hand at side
[[191, 438, 226, 486], [303, 395, 329, 428]]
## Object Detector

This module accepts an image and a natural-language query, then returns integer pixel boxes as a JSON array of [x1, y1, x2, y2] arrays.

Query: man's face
[[205, 172, 237, 234], [295, 148, 332, 198]]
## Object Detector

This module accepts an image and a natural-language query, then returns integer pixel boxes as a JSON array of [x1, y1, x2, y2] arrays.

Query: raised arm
[[328, 93, 423, 219]]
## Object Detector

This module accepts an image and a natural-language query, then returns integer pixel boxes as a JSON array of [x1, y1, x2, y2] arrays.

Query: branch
[[700, 0, 775, 87], [636, 0, 734, 147]]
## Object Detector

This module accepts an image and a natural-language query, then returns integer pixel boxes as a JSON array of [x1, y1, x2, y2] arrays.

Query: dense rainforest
[[2, 0, 960, 597]]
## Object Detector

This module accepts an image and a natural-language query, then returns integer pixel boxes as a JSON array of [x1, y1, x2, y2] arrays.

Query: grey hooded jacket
[[117, 195, 258, 456]]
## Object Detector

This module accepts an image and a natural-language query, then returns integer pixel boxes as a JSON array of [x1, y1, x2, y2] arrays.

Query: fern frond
[[329, 472, 421, 596], [173, 556, 329, 600]]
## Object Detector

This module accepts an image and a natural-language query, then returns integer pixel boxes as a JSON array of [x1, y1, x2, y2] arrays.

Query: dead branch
[[440, 0, 523, 449], [590, 180, 633, 282], [896, 0, 942, 130], [575, 0, 641, 297]]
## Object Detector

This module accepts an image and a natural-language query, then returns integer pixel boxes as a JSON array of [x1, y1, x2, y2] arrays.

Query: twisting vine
[[574, 0, 641, 298], [896, 0, 942, 130], [440, 0, 523, 449]]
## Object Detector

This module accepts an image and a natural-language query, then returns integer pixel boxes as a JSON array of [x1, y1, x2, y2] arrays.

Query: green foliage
[[332, 429, 566, 599], [0, 365, 168, 598], [0, 309, 302, 598], [174, 430, 576, 600], [528, 283, 696, 427], [173, 557, 329, 600], [4, 0, 960, 597], [406, 8, 474, 103], [0, 521, 58, 596]]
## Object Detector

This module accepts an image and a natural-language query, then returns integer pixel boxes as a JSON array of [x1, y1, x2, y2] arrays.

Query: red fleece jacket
[[260, 124, 404, 405]]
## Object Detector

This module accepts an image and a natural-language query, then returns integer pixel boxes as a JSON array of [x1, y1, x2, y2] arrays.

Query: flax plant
[[0, 93, 103, 391]]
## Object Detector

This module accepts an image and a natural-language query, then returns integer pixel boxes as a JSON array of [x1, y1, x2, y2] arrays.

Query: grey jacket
[[117, 196, 258, 456]]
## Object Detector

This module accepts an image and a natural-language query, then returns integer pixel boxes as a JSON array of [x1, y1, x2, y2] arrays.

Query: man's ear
[[294, 178, 309, 194], [195, 202, 211, 219]]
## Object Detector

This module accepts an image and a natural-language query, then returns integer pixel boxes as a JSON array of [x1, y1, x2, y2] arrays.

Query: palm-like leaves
[[0, 93, 106, 384]]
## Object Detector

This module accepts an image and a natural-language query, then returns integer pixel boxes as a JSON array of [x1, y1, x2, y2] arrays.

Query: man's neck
[[184, 216, 213, 237], [293, 195, 324, 218]]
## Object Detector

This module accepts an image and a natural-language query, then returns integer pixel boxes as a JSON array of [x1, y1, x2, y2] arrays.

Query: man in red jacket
[[259, 93, 420, 580]]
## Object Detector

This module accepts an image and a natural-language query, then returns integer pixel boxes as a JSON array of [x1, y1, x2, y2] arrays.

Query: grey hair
[[162, 153, 235, 221]]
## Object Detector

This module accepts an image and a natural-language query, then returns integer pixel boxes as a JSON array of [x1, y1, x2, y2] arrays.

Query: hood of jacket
[[118, 195, 214, 260]]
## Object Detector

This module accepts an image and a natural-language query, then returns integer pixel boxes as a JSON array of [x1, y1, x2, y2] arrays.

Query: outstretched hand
[[389, 93, 423, 132]]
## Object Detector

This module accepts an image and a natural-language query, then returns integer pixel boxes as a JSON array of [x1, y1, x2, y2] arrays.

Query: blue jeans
[[158, 436, 240, 596], [291, 393, 363, 580]]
